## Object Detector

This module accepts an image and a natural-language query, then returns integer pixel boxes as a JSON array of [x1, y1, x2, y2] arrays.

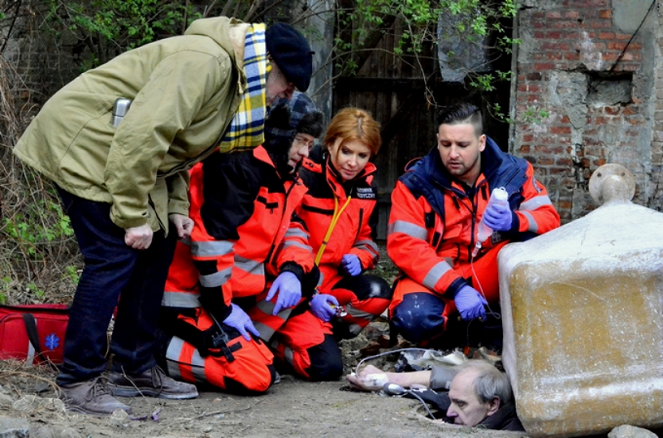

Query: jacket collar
[[478, 401, 524, 431], [253, 145, 276, 168]]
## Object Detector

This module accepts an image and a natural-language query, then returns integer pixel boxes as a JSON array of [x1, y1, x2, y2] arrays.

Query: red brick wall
[[512, 0, 655, 222]]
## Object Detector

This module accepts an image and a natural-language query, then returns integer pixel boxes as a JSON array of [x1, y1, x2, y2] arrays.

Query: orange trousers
[[163, 309, 275, 394]]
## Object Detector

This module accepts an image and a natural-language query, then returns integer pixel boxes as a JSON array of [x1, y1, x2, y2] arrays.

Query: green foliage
[[3, 200, 73, 258], [523, 107, 550, 124], [44, 0, 202, 69], [0, 277, 10, 305], [64, 266, 81, 286], [471, 70, 511, 92], [27, 282, 45, 299], [491, 103, 550, 125], [335, 0, 519, 108]]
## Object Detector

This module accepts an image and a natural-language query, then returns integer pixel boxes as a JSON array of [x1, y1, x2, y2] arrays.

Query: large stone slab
[[498, 166, 663, 437]]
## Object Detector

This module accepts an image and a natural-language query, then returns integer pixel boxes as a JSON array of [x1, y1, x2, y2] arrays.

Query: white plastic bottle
[[472, 187, 509, 257]]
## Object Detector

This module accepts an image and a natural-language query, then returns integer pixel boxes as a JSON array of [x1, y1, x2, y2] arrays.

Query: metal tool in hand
[[329, 303, 348, 318]]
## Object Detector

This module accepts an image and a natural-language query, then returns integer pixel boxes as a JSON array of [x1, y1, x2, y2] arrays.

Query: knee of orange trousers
[[165, 335, 276, 394], [390, 291, 451, 344], [273, 333, 343, 382], [327, 274, 392, 307], [327, 274, 393, 329], [271, 311, 342, 381]]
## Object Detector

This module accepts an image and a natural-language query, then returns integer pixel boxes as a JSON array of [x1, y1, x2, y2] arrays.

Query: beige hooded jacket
[[14, 17, 253, 234]]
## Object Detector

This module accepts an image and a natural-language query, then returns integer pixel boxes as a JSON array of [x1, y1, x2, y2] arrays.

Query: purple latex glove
[[341, 254, 362, 276], [310, 294, 340, 322], [223, 304, 260, 341], [454, 285, 488, 321], [482, 202, 513, 232], [266, 271, 302, 315]]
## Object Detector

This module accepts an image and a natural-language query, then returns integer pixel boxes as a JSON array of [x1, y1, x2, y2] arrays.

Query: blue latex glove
[[266, 271, 302, 315], [482, 202, 513, 232], [341, 254, 362, 276], [223, 304, 260, 341], [310, 294, 340, 322], [454, 285, 488, 321]]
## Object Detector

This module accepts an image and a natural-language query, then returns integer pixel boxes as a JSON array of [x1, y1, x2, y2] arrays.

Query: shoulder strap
[[22, 313, 45, 363]]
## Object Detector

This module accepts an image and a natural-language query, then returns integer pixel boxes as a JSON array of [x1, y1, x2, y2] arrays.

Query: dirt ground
[[0, 250, 632, 438], [0, 359, 527, 438]]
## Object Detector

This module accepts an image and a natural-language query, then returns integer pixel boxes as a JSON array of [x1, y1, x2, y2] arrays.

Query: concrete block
[[499, 165, 663, 437], [608, 424, 658, 438]]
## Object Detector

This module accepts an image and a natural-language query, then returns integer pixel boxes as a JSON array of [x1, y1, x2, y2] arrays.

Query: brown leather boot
[[107, 365, 198, 400], [59, 377, 132, 416]]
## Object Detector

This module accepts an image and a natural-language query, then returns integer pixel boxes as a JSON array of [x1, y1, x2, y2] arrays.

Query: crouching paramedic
[[266, 108, 390, 382], [255, 95, 348, 382], [294, 107, 392, 344], [158, 103, 325, 392], [387, 103, 560, 347]]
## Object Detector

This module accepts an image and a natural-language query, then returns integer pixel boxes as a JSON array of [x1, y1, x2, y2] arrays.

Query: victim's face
[[446, 369, 496, 427]]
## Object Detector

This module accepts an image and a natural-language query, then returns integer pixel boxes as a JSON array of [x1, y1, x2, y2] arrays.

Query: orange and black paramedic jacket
[[297, 150, 380, 287], [163, 145, 314, 320], [387, 136, 560, 298]]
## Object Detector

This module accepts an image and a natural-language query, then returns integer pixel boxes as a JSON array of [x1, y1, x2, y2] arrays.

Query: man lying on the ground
[[346, 359, 524, 431]]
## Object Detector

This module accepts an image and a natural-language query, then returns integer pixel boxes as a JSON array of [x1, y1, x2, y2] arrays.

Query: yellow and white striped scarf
[[218, 23, 268, 153]]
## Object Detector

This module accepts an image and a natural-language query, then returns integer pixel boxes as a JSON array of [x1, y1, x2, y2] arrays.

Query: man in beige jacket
[[13, 17, 313, 416]]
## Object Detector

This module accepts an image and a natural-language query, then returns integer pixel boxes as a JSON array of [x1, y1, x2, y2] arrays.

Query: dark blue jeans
[[56, 187, 177, 385]]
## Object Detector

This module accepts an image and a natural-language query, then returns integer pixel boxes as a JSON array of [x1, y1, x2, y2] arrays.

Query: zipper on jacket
[[265, 181, 297, 266], [468, 180, 488, 262], [353, 208, 364, 243]]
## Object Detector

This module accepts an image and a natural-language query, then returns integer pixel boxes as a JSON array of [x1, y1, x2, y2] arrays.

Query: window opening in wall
[[586, 71, 633, 106]]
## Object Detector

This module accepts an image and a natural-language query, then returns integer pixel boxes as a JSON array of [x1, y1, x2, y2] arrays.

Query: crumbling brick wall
[[512, 0, 659, 222]]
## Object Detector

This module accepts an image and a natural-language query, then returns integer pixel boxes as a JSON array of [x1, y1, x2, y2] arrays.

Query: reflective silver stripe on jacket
[[284, 228, 309, 240], [282, 240, 313, 252], [234, 255, 265, 277], [388, 220, 428, 240], [519, 195, 553, 211], [353, 240, 379, 260], [422, 260, 453, 290], [161, 291, 201, 308], [199, 267, 232, 288], [190, 239, 234, 257], [520, 211, 539, 233]]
